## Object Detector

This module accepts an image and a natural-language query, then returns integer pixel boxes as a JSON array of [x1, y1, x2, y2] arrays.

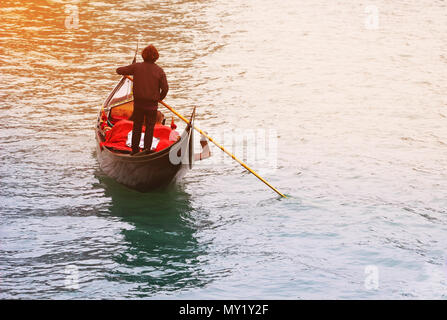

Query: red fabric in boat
[[153, 124, 171, 140], [101, 120, 136, 151], [100, 120, 178, 152], [154, 139, 172, 152], [153, 123, 178, 152]]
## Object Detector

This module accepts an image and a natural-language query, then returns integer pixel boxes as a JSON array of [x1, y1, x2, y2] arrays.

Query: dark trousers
[[131, 108, 157, 152]]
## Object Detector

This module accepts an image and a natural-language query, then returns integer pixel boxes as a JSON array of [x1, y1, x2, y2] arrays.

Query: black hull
[[95, 111, 195, 192]]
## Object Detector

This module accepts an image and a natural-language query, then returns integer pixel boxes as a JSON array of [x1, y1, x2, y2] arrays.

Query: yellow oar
[[123, 75, 287, 198]]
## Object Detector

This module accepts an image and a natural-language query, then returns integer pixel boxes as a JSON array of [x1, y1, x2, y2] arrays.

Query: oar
[[123, 75, 287, 198], [131, 39, 139, 64]]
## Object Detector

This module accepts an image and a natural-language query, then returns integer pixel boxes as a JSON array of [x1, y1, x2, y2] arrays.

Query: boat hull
[[95, 110, 194, 192]]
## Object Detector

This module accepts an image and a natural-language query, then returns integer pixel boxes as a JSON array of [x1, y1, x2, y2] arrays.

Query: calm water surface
[[1, 0, 447, 299]]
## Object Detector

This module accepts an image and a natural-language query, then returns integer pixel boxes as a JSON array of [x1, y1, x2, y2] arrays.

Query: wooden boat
[[95, 75, 196, 192]]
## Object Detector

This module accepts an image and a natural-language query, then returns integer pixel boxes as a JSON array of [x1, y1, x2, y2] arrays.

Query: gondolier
[[96, 47, 210, 192], [116, 44, 169, 155]]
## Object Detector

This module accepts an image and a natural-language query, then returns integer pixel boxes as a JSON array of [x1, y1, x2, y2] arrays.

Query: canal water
[[0, 0, 446, 298]]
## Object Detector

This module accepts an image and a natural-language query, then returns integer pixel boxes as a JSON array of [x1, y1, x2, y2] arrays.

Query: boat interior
[[108, 100, 134, 126]]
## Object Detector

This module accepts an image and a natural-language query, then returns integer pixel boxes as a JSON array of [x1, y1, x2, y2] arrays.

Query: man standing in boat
[[116, 44, 169, 155]]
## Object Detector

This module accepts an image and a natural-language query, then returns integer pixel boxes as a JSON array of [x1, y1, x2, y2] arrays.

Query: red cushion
[[100, 120, 138, 151], [153, 124, 172, 140], [155, 139, 175, 152], [100, 120, 178, 152]]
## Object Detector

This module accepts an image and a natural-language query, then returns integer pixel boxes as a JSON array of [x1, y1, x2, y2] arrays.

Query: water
[[1, 0, 447, 299]]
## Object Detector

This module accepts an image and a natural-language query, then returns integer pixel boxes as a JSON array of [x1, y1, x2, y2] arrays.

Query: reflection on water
[[97, 174, 212, 296]]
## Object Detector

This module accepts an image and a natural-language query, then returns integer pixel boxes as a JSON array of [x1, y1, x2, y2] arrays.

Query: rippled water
[[1, 0, 447, 299]]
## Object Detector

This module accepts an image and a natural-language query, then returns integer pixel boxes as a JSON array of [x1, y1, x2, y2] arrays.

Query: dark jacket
[[116, 61, 169, 110]]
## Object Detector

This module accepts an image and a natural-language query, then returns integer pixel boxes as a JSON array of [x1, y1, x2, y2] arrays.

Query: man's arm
[[116, 64, 136, 75], [159, 70, 169, 101]]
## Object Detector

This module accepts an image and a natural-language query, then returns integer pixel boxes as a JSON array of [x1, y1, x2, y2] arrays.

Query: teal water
[[1, 0, 447, 299]]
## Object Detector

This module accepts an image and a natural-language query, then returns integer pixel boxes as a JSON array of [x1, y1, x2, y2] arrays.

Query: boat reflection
[[96, 173, 211, 296]]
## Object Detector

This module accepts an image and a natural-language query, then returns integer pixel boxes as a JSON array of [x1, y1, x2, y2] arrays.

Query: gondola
[[95, 74, 196, 192]]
